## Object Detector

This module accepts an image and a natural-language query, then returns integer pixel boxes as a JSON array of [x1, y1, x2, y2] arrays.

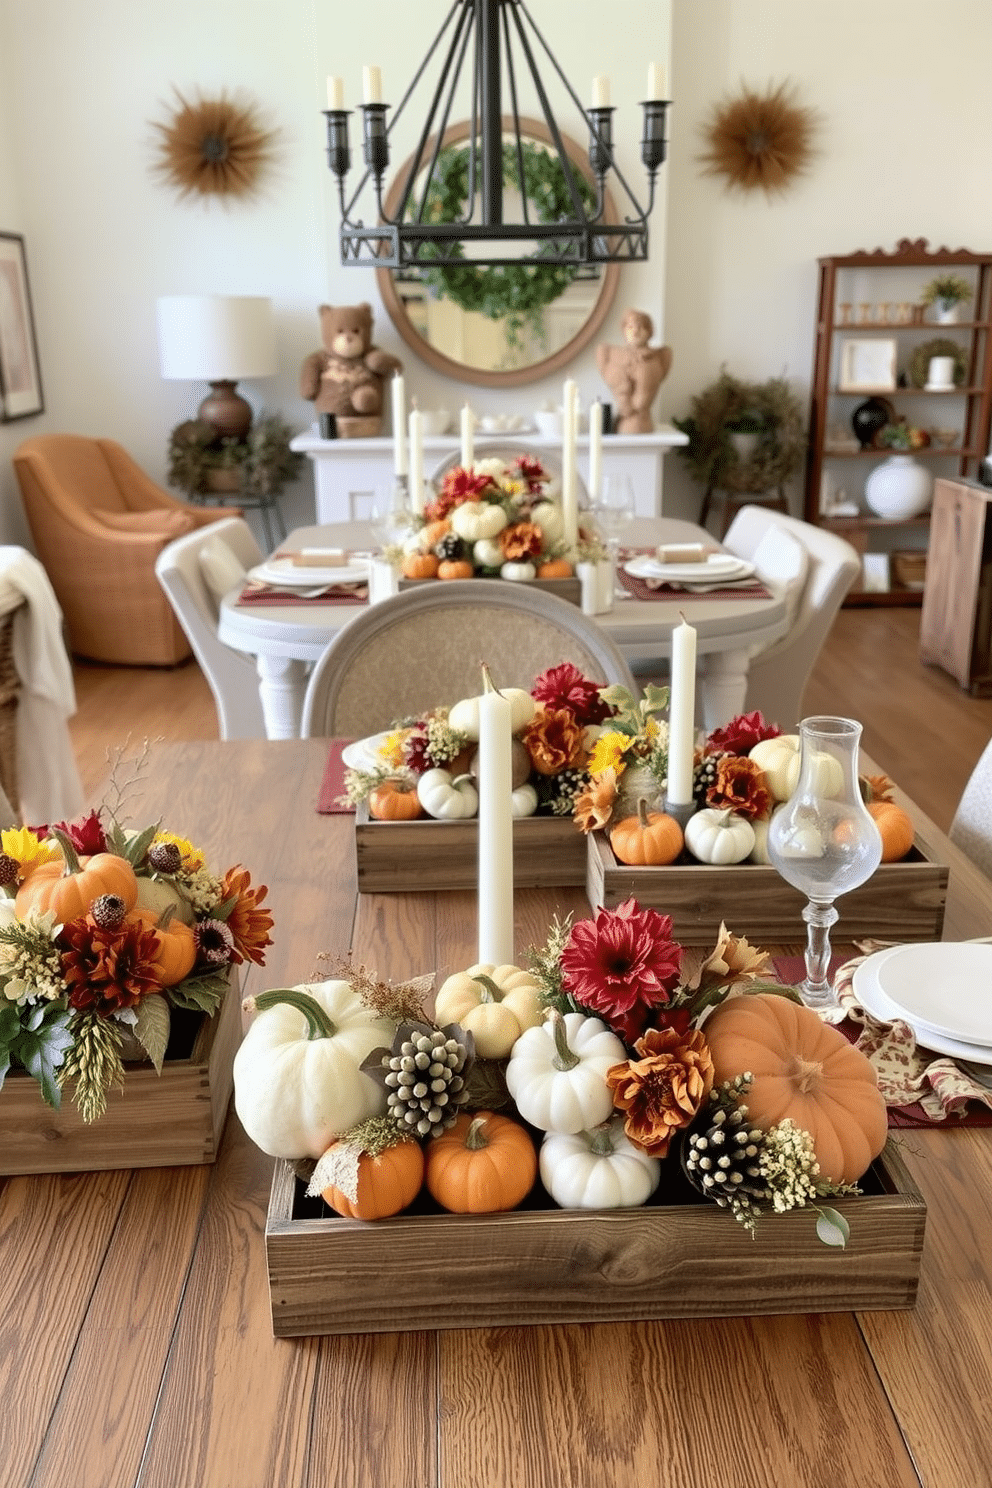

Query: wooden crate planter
[[0, 975, 241, 1176], [398, 576, 581, 606], [265, 1139, 925, 1337], [586, 833, 948, 946], [355, 804, 586, 892]]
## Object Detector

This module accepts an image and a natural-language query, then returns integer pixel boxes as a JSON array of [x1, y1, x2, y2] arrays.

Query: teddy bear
[[299, 302, 402, 437], [596, 309, 673, 435]]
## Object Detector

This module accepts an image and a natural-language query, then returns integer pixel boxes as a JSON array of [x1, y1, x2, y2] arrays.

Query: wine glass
[[594, 475, 635, 597], [766, 716, 883, 1023], [368, 482, 410, 554]]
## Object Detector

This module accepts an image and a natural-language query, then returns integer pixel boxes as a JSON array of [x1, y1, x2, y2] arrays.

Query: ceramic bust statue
[[596, 309, 673, 434]]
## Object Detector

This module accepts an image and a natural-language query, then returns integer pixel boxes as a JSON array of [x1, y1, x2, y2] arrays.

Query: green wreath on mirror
[[411, 140, 596, 350]]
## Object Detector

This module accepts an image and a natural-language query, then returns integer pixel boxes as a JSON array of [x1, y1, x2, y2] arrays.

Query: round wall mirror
[[376, 117, 620, 389]]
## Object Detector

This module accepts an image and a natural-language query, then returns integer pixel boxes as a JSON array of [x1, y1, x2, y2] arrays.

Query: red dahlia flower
[[47, 809, 108, 856], [531, 663, 612, 726], [560, 897, 684, 1044], [705, 710, 780, 757]]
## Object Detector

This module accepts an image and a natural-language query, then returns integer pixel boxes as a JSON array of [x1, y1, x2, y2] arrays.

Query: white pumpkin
[[449, 687, 536, 739], [505, 1010, 626, 1134], [530, 500, 564, 544], [748, 804, 785, 864], [684, 807, 755, 865], [750, 735, 844, 802], [473, 537, 505, 568], [134, 874, 195, 925], [233, 980, 393, 1160], [500, 560, 537, 582], [416, 768, 478, 819], [511, 782, 539, 818], [434, 963, 543, 1059], [539, 1117, 661, 1209], [450, 501, 508, 541]]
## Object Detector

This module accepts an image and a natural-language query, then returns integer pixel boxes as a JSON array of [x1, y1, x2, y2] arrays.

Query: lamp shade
[[156, 295, 277, 381]]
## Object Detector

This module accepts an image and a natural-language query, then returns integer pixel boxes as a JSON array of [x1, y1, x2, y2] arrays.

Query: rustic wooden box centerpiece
[[586, 833, 948, 946], [355, 802, 586, 893], [398, 576, 581, 606], [0, 975, 240, 1176], [265, 1139, 925, 1338]]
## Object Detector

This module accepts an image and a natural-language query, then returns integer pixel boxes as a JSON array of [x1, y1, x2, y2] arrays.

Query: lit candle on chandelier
[[477, 667, 514, 966]]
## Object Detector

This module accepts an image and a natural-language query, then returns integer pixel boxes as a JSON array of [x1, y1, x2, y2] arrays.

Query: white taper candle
[[667, 614, 697, 805], [647, 62, 666, 100], [588, 399, 603, 503], [408, 408, 424, 515], [362, 66, 382, 104], [391, 374, 407, 477], [460, 403, 474, 469], [477, 672, 514, 966], [327, 76, 345, 110], [561, 379, 578, 550]]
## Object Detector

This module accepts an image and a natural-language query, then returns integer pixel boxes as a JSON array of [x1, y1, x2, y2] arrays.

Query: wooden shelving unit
[[804, 239, 992, 606]]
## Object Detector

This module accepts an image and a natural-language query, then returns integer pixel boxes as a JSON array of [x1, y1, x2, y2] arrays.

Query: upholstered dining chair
[[721, 505, 861, 730], [300, 579, 637, 738], [949, 737, 992, 879], [155, 517, 266, 740], [13, 434, 239, 665]]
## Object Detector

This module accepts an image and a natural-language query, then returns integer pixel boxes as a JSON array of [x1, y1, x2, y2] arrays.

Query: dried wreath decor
[[0, 748, 274, 1122], [151, 88, 277, 200], [699, 81, 818, 197]]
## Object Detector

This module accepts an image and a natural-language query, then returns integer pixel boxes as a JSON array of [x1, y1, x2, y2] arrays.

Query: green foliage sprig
[[167, 414, 304, 498], [920, 274, 972, 308], [411, 141, 596, 349]]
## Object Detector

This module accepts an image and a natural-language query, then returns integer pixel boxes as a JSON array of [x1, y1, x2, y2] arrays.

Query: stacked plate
[[851, 942, 992, 1065], [249, 555, 371, 588], [623, 553, 756, 587]]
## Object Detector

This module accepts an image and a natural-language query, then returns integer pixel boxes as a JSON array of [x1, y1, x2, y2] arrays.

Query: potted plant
[[167, 414, 304, 500], [920, 274, 973, 325], [674, 372, 805, 495], [724, 408, 767, 464]]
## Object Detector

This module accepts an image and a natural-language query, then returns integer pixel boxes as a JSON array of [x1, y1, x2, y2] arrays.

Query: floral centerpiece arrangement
[[397, 455, 587, 583], [0, 781, 274, 1122], [233, 899, 888, 1243]]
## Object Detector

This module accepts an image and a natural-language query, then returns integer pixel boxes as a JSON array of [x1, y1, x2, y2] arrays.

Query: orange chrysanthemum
[[607, 1026, 715, 1157], [499, 521, 543, 560], [220, 866, 274, 966], [573, 768, 618, 834], [705, 755, 771, 820], [521, 707, 586, 777], [60, 916, 165, 1014]]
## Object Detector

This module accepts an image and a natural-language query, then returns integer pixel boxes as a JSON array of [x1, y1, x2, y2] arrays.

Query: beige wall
[[0, 0, 989, 544]]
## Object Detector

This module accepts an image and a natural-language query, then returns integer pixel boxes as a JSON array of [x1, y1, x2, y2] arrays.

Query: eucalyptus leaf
[[133, 994, 171, 1074], [815, 1207, 850, 1249]]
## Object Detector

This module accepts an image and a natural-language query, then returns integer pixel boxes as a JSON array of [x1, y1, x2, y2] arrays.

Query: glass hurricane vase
[[766, 716, 883, 1023]]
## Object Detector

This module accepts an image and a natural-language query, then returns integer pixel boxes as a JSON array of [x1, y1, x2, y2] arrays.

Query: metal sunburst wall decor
[[699, 81, 817, 197], [151, 89, 277, 201]]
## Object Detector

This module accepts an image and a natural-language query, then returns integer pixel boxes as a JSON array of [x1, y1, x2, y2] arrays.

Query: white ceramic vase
[[864, 455, 933, 520], [935, 299, 960, 325]]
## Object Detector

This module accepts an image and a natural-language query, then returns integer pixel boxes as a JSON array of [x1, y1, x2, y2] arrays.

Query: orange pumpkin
[[16, 849, 138, 923], [703, 992, 888, 1185], [609, 799, 683, 866], [401, 552, 439, 580], [425, 1110, 537, 1213], [321, 1138, 425, 1220], [867, 800, 914, 862], [536, 558, 573, 579], [127, 906, 197, 986], [420, 518, 451, 548], [437, 559, 474, 580], [368, 779, 423, 821]]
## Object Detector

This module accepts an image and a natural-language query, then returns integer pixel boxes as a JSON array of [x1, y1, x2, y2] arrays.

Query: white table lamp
[[156, 294, 277, 440]]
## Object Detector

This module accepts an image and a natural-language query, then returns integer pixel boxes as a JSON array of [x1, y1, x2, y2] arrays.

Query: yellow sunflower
[[1, 826, 61, 878], [586, 730, 634, 777], [153, 831, 205, 872], [379, 730, 410, 768]]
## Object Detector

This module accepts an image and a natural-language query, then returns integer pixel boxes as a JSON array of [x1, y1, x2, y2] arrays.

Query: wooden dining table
[[218, 519, 789, 740], [4, 737, 991, 1488]]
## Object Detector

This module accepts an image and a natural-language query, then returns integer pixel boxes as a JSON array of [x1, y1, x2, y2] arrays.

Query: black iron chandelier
[[323, 0, 670, 270]]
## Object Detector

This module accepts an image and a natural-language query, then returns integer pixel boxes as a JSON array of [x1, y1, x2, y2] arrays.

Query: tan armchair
[[13, 434, 240, 665]]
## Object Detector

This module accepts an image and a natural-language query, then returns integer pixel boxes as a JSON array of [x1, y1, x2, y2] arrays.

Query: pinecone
[[693, 751, 725, 810], [148, 841, 182, 875], [434, 532, 467, 562], [0, 852, 19, 886], [682, 1101, 771, 1224], [90, 893, 128, 930], [536, 766, 588, 816], [370, 1021, 475, 1138]]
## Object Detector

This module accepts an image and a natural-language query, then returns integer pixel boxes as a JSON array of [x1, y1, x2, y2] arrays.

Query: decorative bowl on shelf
[[533, 409, 563, 438], [419, 409, 452, 436]]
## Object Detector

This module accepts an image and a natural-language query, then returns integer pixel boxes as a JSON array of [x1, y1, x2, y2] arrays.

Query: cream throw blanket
[[0, 546, 84, 826]]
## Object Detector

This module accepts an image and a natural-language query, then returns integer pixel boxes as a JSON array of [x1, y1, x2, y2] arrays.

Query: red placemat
[[317, 738, 354, 813], [772, 954, 992, 1129], [237, 584, 368, 607]]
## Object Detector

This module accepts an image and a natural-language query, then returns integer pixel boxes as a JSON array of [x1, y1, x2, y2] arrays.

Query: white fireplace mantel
[[290, 427, 689, 522]]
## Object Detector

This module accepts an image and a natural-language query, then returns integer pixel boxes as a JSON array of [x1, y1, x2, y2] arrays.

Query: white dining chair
[[722, 505, 861, 730], [300, 578, 637, 738], [949, 737, 992, 879], [155, 517, 267, 740]]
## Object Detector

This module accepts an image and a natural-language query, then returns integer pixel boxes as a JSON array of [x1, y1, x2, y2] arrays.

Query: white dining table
[[218, 519, 789, 739]]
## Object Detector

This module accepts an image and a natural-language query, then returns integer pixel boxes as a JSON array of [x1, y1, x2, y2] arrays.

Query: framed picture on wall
[[837, 338, 897, 394], [0, 232, 44, 421]]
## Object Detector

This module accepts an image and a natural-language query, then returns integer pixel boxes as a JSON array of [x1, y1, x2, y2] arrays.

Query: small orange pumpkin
[[368, 778, 424, 821], [420, 518, 451, 548], [16, 840, 139, 923], [609, 799, 683, 866], [425, 1110, 537, 1214], [867, 800, 914, 862], [127, 905, 197, 986], [536, 558, 573, 579], [437, 559, 474, 580], [703, 992, 888, 1185], [320, 1138, 425, 1220], [401, 552, 439, 580]]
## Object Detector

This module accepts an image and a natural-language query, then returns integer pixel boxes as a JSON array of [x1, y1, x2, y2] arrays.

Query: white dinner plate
[[340, 731, 393, 771], [874, 941, 992, 1047], [851, 945, 992, 1065], [250, 555, 370, 587], [624, 553, 756, 584]]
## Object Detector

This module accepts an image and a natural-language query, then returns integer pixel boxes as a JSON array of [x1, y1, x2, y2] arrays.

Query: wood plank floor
[[66, 607, 992, 832]]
